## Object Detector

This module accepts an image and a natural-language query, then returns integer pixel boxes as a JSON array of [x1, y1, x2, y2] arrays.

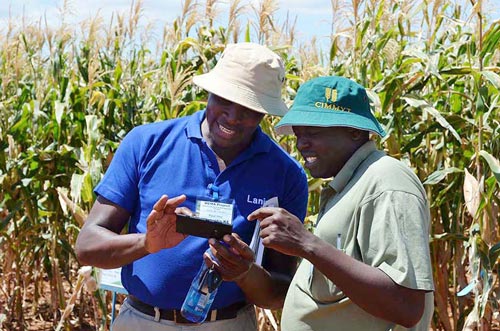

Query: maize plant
[[0, 0, 499, 330]]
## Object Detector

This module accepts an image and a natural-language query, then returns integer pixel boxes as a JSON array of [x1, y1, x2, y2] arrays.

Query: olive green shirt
[[281, 141, 434, 331]]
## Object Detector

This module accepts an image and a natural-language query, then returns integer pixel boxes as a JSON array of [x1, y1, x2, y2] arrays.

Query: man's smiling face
[[203, 93, 264, 158], [293, 126, 360, 178]]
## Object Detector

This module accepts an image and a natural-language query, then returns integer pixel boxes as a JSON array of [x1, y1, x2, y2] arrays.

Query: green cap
[[275, 76, 386, 137]]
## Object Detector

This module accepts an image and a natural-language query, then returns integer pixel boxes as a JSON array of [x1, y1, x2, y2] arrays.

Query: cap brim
[[193, 73, 288, 116], [275, 107, 386, 137]]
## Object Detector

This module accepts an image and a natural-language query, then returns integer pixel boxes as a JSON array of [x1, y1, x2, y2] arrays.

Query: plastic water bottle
[[181, 248, 223, 323]]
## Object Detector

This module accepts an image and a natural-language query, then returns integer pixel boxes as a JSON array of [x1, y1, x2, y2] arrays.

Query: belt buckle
[[173, 310, 218, 324]]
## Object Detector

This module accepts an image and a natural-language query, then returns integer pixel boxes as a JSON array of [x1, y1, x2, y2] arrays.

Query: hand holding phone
[[176, 214, 232, 239]]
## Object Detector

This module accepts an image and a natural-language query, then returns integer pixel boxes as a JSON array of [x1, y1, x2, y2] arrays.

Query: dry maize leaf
[[57, 187, 87, 226], [263, 308, 278, 330], [463, 305, 479, 331], [463, 168, 480, 218]]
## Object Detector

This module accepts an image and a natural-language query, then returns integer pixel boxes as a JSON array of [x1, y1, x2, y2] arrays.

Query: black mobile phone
[[175, 214, 232, 240]]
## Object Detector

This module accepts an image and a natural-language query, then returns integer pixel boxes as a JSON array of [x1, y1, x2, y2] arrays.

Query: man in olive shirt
[[248, 76, 434, 331]]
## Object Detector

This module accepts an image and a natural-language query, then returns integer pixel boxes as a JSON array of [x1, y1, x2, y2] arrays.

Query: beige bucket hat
[[192, 42, 288, 116]]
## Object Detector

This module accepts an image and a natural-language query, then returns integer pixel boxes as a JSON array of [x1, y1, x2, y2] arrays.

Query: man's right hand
[[205, 234, 255, 282], [145, 194, 187, 253], [247, 207, 314, 258]]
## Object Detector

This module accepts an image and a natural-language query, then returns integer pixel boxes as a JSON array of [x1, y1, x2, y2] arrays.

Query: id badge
[[195, 198, 234, 225]]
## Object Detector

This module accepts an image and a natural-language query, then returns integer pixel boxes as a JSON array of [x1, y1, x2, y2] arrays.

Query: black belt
[[127, 295, 247, 324]]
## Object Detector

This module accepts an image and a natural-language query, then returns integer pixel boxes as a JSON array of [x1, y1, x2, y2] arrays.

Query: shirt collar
[[185, 109, 205, 139], [329, 140, 377, 193]]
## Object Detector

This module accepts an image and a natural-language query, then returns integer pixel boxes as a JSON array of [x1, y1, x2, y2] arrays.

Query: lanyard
[[207, 183, 219, 201]]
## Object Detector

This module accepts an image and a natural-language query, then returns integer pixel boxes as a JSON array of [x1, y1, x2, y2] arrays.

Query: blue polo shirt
[[95, 110, 308, 309]]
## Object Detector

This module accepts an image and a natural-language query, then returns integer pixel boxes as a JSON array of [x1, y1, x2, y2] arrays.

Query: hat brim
[[193, 73, 288, 116], [275, 106, 386, 137]]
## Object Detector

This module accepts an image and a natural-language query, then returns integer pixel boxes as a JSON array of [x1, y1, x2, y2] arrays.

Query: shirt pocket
[[308, 261, 346, 303]]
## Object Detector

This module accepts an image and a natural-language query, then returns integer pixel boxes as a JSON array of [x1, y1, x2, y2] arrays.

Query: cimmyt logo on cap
[[325, 88, 337, 103], [315, 87, 351, 112]]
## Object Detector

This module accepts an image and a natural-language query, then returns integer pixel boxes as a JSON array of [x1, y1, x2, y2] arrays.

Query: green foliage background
[[1, 0, 499, 330]]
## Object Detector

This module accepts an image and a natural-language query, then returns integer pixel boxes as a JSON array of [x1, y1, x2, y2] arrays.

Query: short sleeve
[[94, 127, 142, 214], [357, 191, 434, 291], [281, 166, 309, 222]]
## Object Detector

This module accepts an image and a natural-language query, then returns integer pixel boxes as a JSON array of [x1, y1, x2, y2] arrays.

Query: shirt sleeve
[[281, 165, 309, 223], [94, 127, 143, 214], [357, 191, 434, 291]]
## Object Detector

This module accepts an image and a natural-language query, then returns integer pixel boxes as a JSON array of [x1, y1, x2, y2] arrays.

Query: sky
[[0, 0, 335, 48], [1, 0, 498, 53]]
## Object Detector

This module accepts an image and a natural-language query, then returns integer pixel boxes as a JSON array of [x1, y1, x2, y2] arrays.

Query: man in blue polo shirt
[[75, 43, 308, 330]]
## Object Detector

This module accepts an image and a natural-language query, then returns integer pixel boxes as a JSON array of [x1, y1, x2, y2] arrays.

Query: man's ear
[[348, 128, 367, 141]]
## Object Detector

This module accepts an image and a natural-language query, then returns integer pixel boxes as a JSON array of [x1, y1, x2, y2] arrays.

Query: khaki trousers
[[112, 299, 258, 331]]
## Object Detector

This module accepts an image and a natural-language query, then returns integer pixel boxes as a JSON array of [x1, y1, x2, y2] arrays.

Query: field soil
[[0, 277, 122, 331]]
